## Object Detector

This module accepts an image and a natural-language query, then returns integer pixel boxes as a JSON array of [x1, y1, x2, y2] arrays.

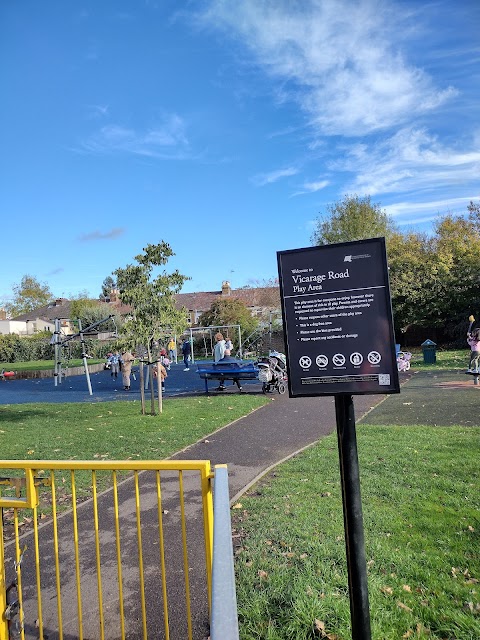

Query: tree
[[114, 242, 189, 414], [69, 297, 121, 333], [5, 275, 54, 317], [388, 208, 480, 342], [199, 298, 259, 341], [311, 194, 397, 246], [101, 275, 117, 300]]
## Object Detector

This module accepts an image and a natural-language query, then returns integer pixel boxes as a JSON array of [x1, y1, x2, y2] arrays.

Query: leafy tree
[[114, 242, 189, 414], [5, 274, 54, 317], [69, 298, 121, 333], [101, 275, 117, 299], [311, 194, 397, 246], [199, 298, 259, 341], [388, 209, 480, 342]]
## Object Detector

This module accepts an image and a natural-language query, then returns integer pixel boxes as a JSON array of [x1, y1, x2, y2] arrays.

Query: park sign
[[277, 237, 400, 397]]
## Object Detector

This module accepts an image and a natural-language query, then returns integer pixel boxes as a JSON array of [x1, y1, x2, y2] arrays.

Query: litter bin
[[421, 339, 437, 364]]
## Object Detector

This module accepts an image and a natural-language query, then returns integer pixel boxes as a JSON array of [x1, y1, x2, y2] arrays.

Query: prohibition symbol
[[299, 356, 312, 369], [368, 351, 382, 364], [332, 353, 346, 367], [315, 354, 328, 368], [350, 352, 363, 365]]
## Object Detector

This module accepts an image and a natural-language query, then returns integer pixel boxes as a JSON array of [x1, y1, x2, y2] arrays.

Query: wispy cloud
[[79, 228, 125, 242], [292, 179, 330, 197], [251, 166, 299, 186], [385, 197, 476, 225], [47, 267, 65, 276], [86, 104, 109, 119], [336, 127, 480, 196], [79, 114, 190, 158], [201, 0, 456, 136]]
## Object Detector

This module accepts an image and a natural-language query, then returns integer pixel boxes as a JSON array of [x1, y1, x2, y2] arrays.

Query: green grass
[[233, 425, 480, 640], [408, 349, 468, 371], [0, 359, 103, 371], [0, 395, 269, 503]]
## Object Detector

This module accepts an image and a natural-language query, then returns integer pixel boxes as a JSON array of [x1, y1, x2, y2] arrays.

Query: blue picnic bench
[[196, 361, 259, 393]]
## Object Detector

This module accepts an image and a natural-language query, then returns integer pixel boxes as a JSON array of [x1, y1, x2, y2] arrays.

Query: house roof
[[174, 286, 279, 312], [13, 299, 72, 322]]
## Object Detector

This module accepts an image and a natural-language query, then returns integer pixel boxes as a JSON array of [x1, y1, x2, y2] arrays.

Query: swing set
[[52, 315, 118, 395], [184, 325, 242, 362]]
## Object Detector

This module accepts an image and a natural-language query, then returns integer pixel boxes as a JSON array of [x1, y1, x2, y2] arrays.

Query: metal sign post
[[277, 238, 400, 640], [335, 394, 371, 639]]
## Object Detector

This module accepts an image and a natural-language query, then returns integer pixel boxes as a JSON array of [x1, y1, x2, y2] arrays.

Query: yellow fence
[[0, 460, 215, 640]]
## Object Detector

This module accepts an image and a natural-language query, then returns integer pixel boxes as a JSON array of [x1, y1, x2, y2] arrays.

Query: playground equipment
[[52, 315, 117, 395]]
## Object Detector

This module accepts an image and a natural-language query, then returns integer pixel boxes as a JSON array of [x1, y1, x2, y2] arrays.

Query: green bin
[[421, 339, 437, 364]]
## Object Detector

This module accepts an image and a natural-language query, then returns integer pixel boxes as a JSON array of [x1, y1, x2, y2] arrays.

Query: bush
[[0, 333, 117, 363]]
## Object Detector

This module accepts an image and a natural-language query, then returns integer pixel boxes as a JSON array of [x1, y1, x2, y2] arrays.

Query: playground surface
[[0, 361, 261, 404]]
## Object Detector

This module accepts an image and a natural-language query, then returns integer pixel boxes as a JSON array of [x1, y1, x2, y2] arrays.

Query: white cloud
[[80, 114, 189, 157], [291, 178, 330, 197], [252, 166, 299, 186], [385, 197, 476, 225], [337, 127, 480, 196], [201, 0, 456, 136]]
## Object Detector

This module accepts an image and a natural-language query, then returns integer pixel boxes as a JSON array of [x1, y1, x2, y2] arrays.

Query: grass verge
[[0, 359, 103, 371], [408, 349, 468, 371], [0, 395, 269, 505], [233, 425, 479, 640]]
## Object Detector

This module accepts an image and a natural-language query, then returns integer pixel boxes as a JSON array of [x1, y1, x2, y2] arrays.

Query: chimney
[[0, 308, 6, 320], [55, 299, 64, 306], [221, 281, 231, 296], [109, 288, 119, 303]]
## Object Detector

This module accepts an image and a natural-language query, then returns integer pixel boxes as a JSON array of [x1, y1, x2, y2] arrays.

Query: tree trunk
[[139, 361, 146, 415], [147, 344, 156, 415], [157, 369, 163, 414]]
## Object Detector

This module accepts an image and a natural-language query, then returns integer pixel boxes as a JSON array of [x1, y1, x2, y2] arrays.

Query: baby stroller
[[397, 350, 412, 372], [257, 350, 288, 394]]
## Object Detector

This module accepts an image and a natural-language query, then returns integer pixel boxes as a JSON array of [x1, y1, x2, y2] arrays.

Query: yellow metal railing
[[0, 460, 214, 640]]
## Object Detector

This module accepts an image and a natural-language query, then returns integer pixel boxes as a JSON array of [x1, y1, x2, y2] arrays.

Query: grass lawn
[[0, 359, 103, 371], [408, 349, 468, 371], [233, 425, 480, 640], [0, 395, 270, 504]]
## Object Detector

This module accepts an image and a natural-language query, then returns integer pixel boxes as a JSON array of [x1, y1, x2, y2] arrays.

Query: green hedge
[[0, 333, 115, 363]]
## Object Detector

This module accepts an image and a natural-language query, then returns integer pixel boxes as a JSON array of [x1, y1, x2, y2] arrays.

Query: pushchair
[[257, 350, 288, 394], [397, 350, 412, 372]]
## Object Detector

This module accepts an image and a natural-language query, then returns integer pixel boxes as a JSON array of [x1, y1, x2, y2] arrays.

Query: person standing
[[167, 337, 176, 363], [108, 351, 120, 380], [466, 315, 480, 373], [120, 350, 135, 390], [214, 333, 226, 363], [182, 338, 192, 371]]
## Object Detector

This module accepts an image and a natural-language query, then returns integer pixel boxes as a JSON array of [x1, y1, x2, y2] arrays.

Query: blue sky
[[1, 0, 479, 305]]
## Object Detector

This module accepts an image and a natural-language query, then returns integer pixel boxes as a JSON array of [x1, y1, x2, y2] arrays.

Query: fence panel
[[0, 460, 214, 640]]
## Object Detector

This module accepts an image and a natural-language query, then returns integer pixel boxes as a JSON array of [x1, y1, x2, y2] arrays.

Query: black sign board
[[277, 238, 400, 397]]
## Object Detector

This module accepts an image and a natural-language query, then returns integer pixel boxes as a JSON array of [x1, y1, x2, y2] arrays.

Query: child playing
[[466, 315, 480, 373]]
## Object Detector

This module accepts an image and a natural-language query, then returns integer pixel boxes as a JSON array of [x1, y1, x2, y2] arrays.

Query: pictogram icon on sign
[[367, 351, 381, 364], [299, 356, 312, 369], [332, 353, 346, 367], [350, 352, 363, 365], [315, 354, 328, 368]]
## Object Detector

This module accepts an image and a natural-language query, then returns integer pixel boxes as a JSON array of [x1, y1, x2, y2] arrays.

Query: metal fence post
[[210, 465, 239, 640]]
